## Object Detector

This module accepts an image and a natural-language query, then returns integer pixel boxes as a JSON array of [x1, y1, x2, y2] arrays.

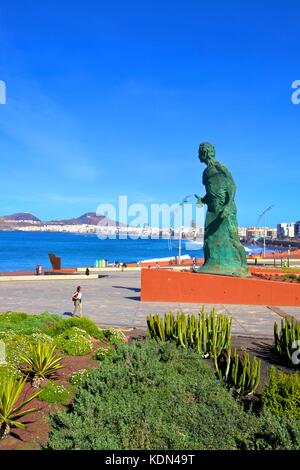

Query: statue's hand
[[194, 194, 203, 208]]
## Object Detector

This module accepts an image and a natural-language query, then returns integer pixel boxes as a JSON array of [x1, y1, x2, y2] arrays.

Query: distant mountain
[[0, 212, 42, 222], [0, 211, 125, 231], [0, 212, 42, 231], [46, 212, 124, 226]]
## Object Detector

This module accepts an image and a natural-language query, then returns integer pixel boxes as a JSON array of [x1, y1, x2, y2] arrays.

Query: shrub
[[284, 274, 297, 280], [0, 374, 41, 439], [21, 340, 64, 387], [261, 367, 300, 419], [39, 382, 70, 404], [46, 340, 260, 450], [0, 312, 103, 340], [274, 317, 300, 364], [0, 311, 63, 336], [69, 369, 93, 387], [0, 332, 32, 365], [30, 333, 54, 347], [0, 312, 103, 344], [0, 312, 28, 325], [0, 363, 22, 382], [0, 330, 18, 340], [59, 317, 103, 339], [55, 328, 93, 356], [0, 330, 56, 368], [244, 411, 300, 450], [93, 346, 114, 361], [102, 328, 125, 345]]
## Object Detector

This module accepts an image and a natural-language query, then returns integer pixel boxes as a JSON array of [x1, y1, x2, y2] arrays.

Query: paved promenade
[[0, 271, 300, 337]]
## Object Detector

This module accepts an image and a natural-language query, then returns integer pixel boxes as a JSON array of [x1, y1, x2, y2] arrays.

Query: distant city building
[[267, 228, 278, 239], [242, 227, 277, 240], [246, 227, 266, 238], [277, 223, 295, 239], [295, 221, 300, 239], [238, 227, 247, 237], [246, 227, 264, 238]]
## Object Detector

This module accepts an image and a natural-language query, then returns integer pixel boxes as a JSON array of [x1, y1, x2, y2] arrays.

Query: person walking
[[72, 286, 83, 317]]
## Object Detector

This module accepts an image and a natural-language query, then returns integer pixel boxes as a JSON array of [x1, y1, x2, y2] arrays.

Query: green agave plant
[[21, 340, 64, 387], [0, 374, 41, 439]]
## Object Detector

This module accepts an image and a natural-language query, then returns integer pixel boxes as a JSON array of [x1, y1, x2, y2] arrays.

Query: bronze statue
[[195, 142, 249, 277]]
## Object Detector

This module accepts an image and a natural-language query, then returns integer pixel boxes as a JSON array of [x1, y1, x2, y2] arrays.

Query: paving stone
[[0, 272, 293, 337]]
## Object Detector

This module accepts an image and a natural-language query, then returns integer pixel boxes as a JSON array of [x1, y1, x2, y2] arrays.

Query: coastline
[[0, 231, 294, 274]]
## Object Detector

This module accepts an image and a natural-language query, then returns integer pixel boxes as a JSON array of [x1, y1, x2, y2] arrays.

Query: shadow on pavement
[[63, 311, 74, 317], [112, 285, 141, 293]]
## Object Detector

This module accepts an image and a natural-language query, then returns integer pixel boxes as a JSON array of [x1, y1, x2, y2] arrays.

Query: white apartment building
[[277, 223, 295, 239]]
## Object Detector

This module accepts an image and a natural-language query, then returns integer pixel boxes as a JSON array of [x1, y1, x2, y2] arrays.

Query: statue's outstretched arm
[[194, 194, 207, 207]]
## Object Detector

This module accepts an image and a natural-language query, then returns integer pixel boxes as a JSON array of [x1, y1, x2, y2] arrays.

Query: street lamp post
[[176, 194, 192, 265], [178, 226, 183, 264], [263, 212, 266, 259], [258, 205, 274, 260]]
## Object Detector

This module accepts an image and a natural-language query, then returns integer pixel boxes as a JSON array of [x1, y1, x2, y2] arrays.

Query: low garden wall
[[141, 268, 300, 306]]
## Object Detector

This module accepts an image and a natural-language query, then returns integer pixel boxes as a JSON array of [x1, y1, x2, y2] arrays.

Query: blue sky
[[0, 0, 299, 226]]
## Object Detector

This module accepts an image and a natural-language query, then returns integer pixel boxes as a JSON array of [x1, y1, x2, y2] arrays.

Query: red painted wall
[[141, 269, 300, 306]]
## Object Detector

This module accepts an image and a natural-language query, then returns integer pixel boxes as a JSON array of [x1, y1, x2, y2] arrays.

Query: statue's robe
[[199, 161, 249, 277]]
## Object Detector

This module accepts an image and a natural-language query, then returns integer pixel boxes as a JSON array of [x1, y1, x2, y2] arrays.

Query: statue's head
[[198, 142, 216, 164]]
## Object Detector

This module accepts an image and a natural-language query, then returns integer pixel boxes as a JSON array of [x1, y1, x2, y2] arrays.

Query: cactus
[[146, 315, 156, 339], [274, 317, 300, 364], [214, 349, 261, 396], [164, 313, 173, 340], [146, 307, 232, 358]]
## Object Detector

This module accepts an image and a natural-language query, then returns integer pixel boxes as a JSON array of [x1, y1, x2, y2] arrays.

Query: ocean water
[[0, 231, 277, 273]]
